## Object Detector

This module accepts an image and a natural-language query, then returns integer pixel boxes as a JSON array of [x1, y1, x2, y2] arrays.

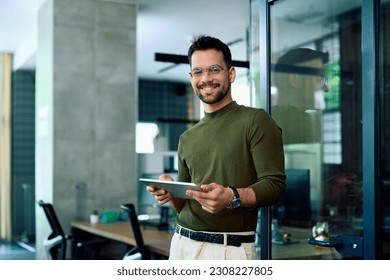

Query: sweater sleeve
[[177, 137, 191, 183], [248, 110, 286, 207]]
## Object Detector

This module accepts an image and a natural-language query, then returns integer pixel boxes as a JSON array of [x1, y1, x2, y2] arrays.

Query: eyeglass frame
[[314, 75, 328, 91], [189, 64, 227, 78]]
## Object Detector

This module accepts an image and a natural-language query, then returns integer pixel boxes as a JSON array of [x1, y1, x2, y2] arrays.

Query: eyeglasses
[[189, 65, 225, 78], [322, 77, 328, 88], [317, 76, 328, 91]]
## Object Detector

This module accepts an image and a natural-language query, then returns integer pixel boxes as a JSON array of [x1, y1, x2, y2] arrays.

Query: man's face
[[281, 58, 327, 110], [300, 59, 328, 110], [189, 49, 235, 105]]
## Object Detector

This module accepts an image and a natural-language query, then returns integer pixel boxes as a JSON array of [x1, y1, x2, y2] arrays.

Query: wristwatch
[[226, 186, 241, 209]]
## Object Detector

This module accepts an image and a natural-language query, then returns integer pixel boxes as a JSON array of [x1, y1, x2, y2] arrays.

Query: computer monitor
[[283, 143, 322, 216], [273, 169, 311, 226]]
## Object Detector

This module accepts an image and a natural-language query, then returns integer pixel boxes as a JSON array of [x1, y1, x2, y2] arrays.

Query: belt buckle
[[227, 235, 241, 247]]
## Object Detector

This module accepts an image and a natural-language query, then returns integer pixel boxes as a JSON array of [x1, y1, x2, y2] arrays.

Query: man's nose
[[322, 83, 329, 92], [200, 70, 213, 81]]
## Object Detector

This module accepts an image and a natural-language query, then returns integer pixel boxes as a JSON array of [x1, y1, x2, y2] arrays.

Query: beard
[[194, 82, 231, 104]]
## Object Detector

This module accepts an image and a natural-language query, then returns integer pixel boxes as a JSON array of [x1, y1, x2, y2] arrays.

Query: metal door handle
[[307, 237, 343, 248], [307, 234, 363, 257]]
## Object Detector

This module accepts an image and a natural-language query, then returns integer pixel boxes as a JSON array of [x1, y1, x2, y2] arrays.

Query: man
[[272, 48, 329, 144], [272, 48, 363, 220], [147, 35, 285, 260]]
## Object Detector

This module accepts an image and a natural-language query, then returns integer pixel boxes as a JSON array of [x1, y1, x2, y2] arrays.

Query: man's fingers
[[159, 174, 174, 181], [186, 188, 207, 199]]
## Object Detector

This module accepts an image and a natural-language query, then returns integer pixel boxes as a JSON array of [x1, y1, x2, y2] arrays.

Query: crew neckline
[[203, 101, 238, 120]]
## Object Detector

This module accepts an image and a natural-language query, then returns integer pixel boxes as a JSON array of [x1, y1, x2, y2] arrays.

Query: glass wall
[[270, 0, 364, 260], [251, 0, 364, 259]]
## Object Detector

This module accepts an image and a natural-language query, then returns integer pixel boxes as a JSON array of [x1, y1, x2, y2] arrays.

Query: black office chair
[[120, 203, 151, 260], [38, 200, 109, 260]]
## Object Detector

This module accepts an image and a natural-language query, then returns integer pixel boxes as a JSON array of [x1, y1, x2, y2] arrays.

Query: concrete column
[[35, 0, 137, 259]]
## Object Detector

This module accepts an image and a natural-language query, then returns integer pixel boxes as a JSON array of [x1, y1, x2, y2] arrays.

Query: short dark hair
[[187, 35, 232, 68], [274, 48, 329, 75]]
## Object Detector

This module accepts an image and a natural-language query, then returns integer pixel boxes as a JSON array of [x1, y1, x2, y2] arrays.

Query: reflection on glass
[[272, 48, 329, 144], [265, 0, 363, 259]]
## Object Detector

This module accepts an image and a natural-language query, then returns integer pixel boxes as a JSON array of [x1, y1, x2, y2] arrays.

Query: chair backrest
[[120, 203, 150, 260], [38, 200, 67, 259], [38, 200, 66, 237]]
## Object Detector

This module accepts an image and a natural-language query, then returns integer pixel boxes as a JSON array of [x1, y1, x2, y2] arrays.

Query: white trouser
[[169, 226, 257, 260]]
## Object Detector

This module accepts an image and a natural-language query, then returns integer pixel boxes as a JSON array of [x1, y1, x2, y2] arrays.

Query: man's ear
[[229, 67, 236, 83], [288, 73, 300, 88]]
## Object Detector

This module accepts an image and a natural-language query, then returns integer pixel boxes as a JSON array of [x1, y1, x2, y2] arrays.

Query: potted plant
[[90, 210, 99, 224]]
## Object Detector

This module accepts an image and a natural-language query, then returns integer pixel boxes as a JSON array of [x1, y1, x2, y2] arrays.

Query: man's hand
[[186, 183, 234, 213], [146, 174, 186, 212], [146, 174, 174, 205]]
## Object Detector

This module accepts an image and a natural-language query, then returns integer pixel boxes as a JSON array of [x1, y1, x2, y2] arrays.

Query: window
[[136, 122, 158, 153]]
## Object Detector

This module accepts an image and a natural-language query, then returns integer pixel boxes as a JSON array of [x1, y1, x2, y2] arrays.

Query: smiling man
[[147, 35, 286, 260]]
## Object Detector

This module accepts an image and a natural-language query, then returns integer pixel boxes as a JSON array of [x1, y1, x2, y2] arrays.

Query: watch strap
[[229, 186, 239, 199]]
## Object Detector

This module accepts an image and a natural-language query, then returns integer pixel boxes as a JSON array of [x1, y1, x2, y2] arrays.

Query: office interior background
[[0, 0, 389, 260]]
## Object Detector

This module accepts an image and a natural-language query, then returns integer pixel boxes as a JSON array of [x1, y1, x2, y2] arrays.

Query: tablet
[[139, 178, 200, 199]]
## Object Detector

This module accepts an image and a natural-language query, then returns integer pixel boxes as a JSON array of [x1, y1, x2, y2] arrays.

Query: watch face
[[227, 186, 241, 209], [232, 198, 241, 208]]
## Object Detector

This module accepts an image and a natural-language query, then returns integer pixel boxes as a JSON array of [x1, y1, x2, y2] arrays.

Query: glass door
[[270, 0, 363, 260], [249, 0, 376, 259]]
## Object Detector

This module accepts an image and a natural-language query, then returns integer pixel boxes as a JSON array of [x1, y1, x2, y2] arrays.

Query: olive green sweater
[[176, 101, 286, 232]]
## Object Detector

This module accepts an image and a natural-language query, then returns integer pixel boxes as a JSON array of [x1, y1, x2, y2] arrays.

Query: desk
[[71, 221, 172, 258], [71, 222, 338, 260], [272, 226, 341, 260]]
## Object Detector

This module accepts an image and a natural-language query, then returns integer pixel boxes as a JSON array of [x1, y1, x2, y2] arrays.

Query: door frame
[[258, 0, 272, 260], [361, 0, 380, 260]]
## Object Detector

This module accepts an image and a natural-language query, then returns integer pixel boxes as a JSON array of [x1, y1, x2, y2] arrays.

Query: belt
[[175, 225, 255, 247]]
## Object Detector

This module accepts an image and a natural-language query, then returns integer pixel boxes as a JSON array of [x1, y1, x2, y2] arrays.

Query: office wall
[[35, 0, 137, 259]]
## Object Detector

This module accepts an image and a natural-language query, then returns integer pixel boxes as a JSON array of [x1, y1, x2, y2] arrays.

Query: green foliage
[[324, 61, 341, 110]]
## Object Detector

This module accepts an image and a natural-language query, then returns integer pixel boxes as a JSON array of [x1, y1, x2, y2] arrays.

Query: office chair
[[120, 203, 151, 260], [38, 200, 109, 260]]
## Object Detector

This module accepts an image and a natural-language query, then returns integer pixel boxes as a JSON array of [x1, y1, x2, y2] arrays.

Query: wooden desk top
[[71, 222, 338, 260], [71, 221, 172, 257], [272, 226, 341, 260]]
